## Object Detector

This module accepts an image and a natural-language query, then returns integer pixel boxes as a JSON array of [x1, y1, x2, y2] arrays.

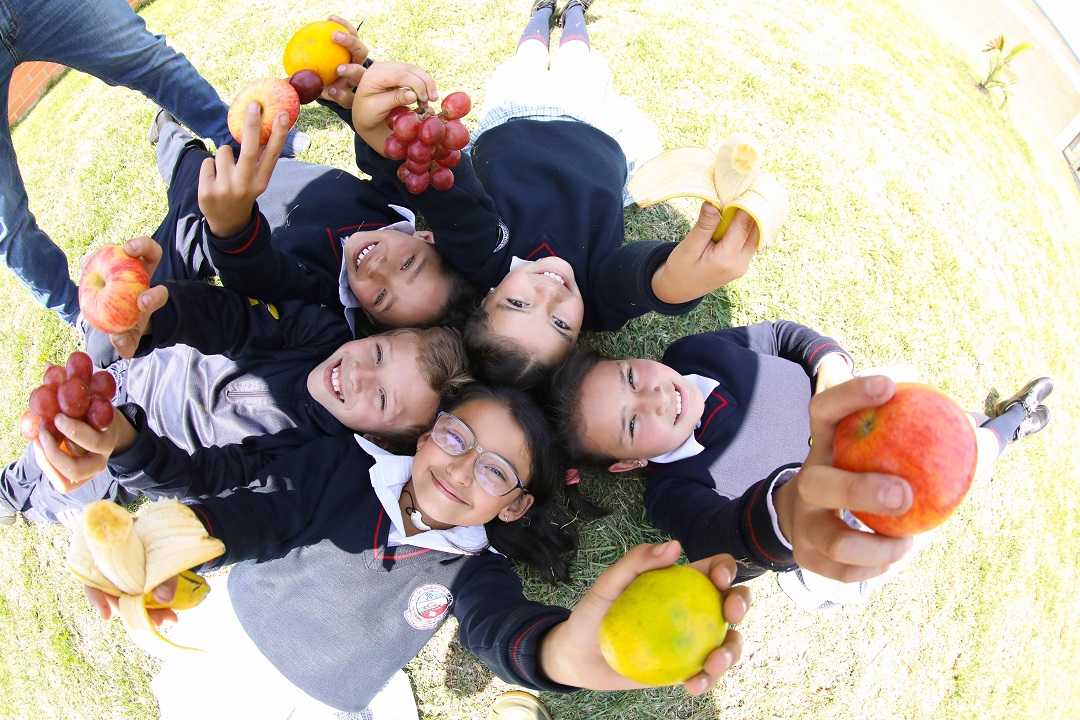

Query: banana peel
[[67, 499, 224, 657], [627, 133, 789, 251]]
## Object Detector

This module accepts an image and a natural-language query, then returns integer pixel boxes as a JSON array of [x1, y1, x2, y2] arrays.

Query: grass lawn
[[2, 0, 1078, 718]]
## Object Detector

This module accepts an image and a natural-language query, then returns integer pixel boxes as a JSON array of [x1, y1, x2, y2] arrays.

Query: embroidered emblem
[[493, 221, 509, 253], [404, 584, 454, 630]]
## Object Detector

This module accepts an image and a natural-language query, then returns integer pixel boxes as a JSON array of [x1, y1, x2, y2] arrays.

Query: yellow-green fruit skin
[[598, 565, 727, 686]]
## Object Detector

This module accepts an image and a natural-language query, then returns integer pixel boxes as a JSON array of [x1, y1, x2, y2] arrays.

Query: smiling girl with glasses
[[54, 382, 750, 716]]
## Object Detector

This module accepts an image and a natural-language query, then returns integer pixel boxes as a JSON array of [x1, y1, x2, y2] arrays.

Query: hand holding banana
[[66, 499, 224, 657], [628, 134, 789, 251]]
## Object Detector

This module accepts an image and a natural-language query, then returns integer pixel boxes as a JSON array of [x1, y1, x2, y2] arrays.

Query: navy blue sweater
[[357, 119, 700, 331], [209, 112, 700, 331], [1, 281, 347, 523], [643, 321, 852, 581], [108, 418, 574, 711]]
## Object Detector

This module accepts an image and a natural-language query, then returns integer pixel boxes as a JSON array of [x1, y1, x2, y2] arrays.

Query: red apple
[[833, 382, 978, 537], [78, 245, 151, 334], [228, 78, 301, 146]]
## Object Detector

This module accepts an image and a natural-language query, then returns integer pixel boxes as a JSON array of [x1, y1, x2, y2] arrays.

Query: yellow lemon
[[598, 565, 727, 686], [283, 21, 352, 88]]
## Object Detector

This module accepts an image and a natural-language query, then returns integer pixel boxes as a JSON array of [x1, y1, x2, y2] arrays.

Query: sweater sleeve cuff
[[767, 466, 801, 551], [108, 403, 155, 478], [806, 340, 854, 375], [640, 243, 702, 316], [203, 206, 263, 256], [505, 611, 578, 693], [741, 469, 798, 571]]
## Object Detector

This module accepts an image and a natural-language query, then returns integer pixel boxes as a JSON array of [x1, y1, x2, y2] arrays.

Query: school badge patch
[[404, 584, 454, 630]]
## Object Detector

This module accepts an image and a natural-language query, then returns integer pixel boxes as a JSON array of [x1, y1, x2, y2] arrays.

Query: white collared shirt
[[647, 374, 720, 464], [336, 206, 416, 335], [355, 435, 490, 555]]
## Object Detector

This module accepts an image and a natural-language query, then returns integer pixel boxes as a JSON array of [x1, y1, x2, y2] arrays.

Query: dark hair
[[360, 266, 479, 333], [434, 266, 481, 329], [548, 346, 626, 469], [444, 383, 578, 583], [463, 306, 550, 389]]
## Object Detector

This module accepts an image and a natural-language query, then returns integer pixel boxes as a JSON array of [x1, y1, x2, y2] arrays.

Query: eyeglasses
[[430, 412, 526, 497]]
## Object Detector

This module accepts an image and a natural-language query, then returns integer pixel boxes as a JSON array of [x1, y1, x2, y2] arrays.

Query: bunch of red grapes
[[384, 91, 472, 194], [21, 351, 116, 456]]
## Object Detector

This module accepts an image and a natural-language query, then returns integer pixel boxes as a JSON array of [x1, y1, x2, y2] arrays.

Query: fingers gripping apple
[[832, 382, 979, 537]]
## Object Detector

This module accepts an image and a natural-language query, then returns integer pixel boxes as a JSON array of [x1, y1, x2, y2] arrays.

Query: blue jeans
[[0, 0, 232, 323]]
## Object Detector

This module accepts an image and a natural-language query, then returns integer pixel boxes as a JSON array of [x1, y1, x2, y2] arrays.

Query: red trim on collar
[[697, 391, 729, 435], [524, 243, 555, 260], [373, 509, 432, 560]]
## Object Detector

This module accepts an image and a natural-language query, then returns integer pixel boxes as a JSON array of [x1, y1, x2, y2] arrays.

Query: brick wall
[[6, 0, 142, 126]]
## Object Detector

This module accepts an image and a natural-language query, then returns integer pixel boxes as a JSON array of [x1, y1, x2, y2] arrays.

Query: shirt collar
[[647, 373, 720, 464], [357, 435, 490, 555], [337, 206, 416, 335]]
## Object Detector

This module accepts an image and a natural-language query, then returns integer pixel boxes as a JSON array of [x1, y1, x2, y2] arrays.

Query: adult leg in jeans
[[0, 0, 305, 323]]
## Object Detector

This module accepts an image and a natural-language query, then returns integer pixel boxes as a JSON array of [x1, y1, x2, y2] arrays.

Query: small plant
[[978, 34, 1034, 107]]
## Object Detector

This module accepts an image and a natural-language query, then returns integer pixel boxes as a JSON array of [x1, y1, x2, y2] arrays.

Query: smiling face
[[343, 228, 453, 328], [577, 359, 706, 464], [306, 333, 439, 435], [481, 257, 584, 366], [408, 398, 534, 530]]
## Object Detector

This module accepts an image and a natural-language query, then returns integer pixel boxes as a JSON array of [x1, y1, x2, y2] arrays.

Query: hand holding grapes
[[33, 409, 137, 495], [321, 14, 370, 109]]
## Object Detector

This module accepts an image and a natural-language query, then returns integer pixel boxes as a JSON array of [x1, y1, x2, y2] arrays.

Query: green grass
[[2, 0, 1079, 718]]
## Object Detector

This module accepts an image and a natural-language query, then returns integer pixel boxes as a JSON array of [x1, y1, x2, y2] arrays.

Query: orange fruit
[[283, 21, 351, 88], [598, 565, 727, 686]]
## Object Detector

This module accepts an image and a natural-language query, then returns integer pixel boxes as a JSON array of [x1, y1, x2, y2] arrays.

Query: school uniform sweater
[[357, 118, 700, 331], [154, 139, 406, 316], [209, 113, 700, 332], [642, 320, 853, 581], [1, 281, 347, 523], [107, 419, 575, 712]]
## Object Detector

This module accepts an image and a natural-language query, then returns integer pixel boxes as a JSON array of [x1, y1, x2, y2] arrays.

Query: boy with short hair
[[2, 274, 472, 525]]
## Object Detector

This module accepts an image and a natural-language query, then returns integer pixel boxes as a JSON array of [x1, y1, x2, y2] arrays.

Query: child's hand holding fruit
[[199, 103, 289, 238], [650, 205, 759, 305]]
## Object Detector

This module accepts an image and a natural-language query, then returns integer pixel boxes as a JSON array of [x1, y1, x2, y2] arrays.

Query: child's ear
[[414, 230, 435, 244], [499, 493, 535, 523], [415, 430, 432, 453], [608, 459, 647, 473]]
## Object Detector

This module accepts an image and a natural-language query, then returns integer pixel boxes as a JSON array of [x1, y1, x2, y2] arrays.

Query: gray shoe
[[1014, 405, 1050, 441], [148, 107, 180, 145], [994, 375, 1054, 415], [0, 505, 16, 526]]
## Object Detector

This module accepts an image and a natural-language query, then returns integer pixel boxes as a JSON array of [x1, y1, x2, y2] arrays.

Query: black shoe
[[1014, 405, 1050, 441], [555, 0, 594, 26], [148, 107, 179, 145], [532, 0, 556, 12], [994, 375, 1054, 416]]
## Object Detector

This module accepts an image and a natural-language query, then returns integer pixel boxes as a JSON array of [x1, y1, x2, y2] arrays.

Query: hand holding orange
[[598, 564, 727, 686], [283, 20, 352, 98]]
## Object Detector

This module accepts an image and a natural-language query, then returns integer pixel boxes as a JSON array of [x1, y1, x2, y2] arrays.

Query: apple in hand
[[78, 245, 151, 334], [227, 78, 300, 146], [833, 382, 978, 537]]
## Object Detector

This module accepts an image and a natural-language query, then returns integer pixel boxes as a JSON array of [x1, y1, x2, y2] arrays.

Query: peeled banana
[[67, 499, 224, 657], [627, 133, 789, 251]]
